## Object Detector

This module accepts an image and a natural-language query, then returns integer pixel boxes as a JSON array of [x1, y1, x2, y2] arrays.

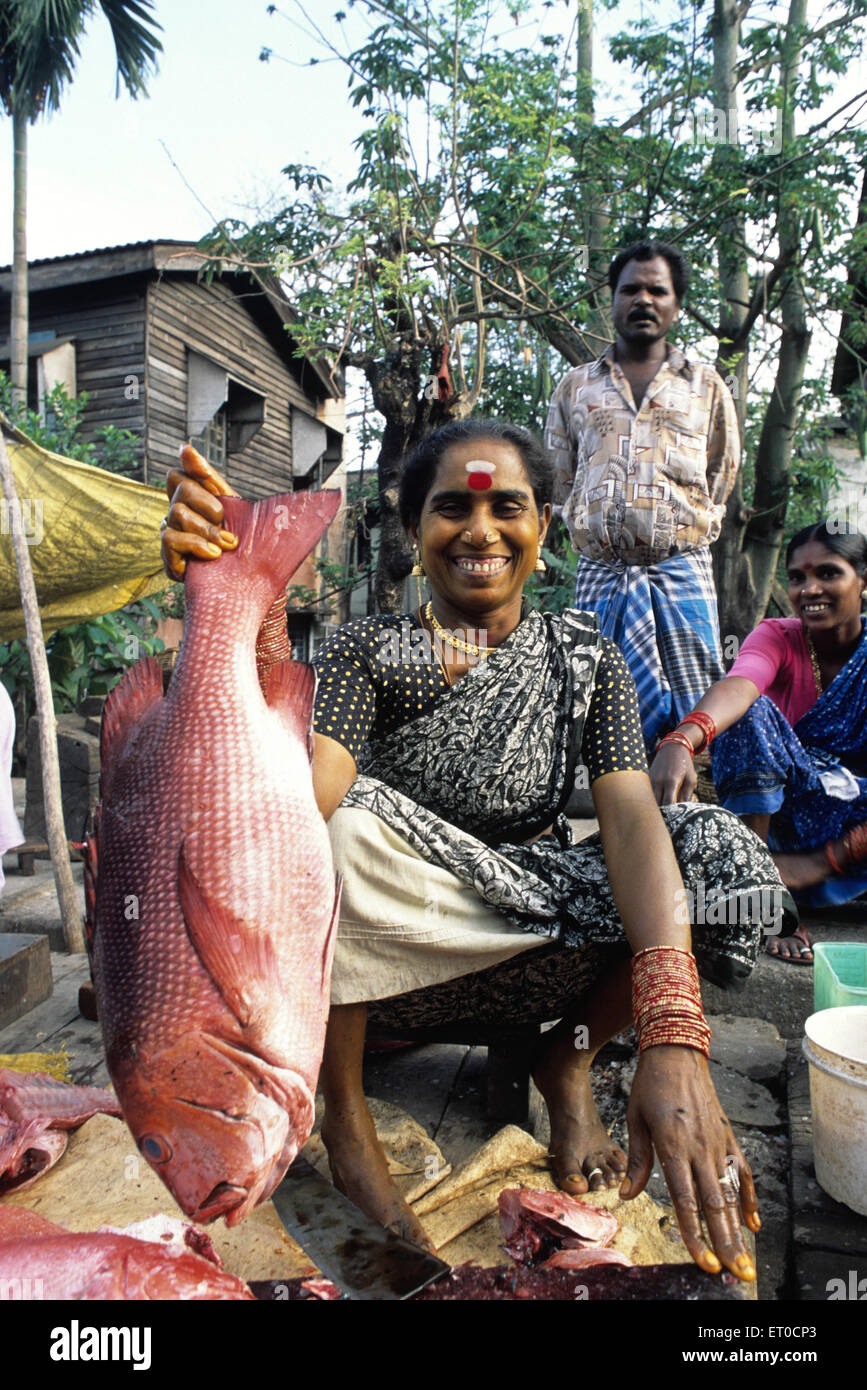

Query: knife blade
[[270, 1156, 451, 1300]]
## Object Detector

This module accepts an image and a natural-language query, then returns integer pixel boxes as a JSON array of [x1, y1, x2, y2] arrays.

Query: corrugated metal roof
[[0, 239, 195, 273], [0, 240, 343, 401]]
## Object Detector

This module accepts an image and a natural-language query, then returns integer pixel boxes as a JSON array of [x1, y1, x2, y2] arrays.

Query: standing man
[[546, 240, 740, 751]]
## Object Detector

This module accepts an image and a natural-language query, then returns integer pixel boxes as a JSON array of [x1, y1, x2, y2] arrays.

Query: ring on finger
[[719, 1155, 741, 1198], [159, 516, 169, 534]]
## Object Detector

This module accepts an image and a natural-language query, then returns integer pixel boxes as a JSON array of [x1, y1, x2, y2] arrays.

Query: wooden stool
[[367, 1020, 541, 1124]]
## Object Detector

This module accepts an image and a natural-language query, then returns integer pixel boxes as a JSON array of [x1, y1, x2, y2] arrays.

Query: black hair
[[785, 521, 867, 574], [608, 240, 691, 302], [399, 418, 553, 530]]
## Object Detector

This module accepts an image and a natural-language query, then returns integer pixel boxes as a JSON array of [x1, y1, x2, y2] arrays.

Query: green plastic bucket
[[813, 942, 867, 1013]]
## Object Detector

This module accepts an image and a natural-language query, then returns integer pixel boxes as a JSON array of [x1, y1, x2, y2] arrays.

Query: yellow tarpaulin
[[0, 414, 168, 642]]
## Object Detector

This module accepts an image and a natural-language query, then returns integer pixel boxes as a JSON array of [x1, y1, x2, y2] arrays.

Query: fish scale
[[88, 481, 341, 1226]]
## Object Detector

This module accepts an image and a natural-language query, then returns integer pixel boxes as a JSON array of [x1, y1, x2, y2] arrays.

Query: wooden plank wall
[[24, 278, 148, 468], [146, 277, 317, 497]]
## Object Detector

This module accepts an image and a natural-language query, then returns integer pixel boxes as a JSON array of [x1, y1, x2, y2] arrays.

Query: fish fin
[[263, 660, 316, 760], [177, 840, 277, 1030], [205, 491, 341, 605], [99, 657, 164, 795], [83, 823, 98, 961], [322, 878, 342, 989]]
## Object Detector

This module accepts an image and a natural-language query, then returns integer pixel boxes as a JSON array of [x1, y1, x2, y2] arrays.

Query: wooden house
[[0, 240, 347, 654]]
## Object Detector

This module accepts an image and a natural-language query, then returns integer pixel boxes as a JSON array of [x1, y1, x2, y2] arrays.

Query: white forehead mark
[[465, 460, 496, 475]]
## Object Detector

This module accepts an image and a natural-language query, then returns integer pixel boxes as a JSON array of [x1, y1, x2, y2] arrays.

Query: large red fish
[[86, 484, 340, 1226], [0, 1206, 253, 1299]]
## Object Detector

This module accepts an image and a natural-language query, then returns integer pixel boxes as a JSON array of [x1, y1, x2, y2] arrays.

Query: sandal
[[765, 923, 814, 966]]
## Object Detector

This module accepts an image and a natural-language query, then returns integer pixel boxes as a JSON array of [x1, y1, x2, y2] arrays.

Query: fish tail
[[218, 490, 341, 595]]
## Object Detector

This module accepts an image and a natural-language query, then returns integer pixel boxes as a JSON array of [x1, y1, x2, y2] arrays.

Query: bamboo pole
[[0, 421, 84, 954]]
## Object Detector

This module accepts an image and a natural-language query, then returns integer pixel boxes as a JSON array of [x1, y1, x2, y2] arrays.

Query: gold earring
[[535, 550, 546, 572], [410, 545, 425, 608]]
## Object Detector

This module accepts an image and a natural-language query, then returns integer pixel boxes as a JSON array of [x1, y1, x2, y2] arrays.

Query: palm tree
[[1, 0, 163, 407], [0, 1, 161, 953]]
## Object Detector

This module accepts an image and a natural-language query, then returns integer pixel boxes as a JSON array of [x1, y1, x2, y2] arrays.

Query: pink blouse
[[727, 618, 818, 727]]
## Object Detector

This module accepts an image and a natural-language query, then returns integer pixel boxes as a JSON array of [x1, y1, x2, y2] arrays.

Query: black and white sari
[[331, 609, 794, 1029]]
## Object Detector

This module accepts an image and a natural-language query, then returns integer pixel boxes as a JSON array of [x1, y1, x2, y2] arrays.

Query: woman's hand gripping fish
[[86, 469, 341, 1226]]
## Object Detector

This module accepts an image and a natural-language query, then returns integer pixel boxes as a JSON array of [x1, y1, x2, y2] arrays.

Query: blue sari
[[711, 618, 867, 907]]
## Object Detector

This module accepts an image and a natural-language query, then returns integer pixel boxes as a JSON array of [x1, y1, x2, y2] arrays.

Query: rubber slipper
[[765, 923, 814, 966]]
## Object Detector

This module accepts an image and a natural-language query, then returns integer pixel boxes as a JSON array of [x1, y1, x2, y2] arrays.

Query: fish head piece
[[115, 1034, 315, 1227]]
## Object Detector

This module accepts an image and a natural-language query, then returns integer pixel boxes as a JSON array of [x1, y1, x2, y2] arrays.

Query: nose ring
[[462, 530, 498, 545]]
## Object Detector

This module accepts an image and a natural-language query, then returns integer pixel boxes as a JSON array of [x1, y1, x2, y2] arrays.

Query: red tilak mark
[[467, 472, 492, 490]]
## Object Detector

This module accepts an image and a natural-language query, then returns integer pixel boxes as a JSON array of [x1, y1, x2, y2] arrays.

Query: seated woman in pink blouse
[[650, 521, 867, 964]]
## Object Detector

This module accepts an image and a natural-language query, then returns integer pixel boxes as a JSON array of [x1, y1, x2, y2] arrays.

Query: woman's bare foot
[[766, 922, 813, 965], [772, 845, 831, 892], [533, 1052, 627, 1195], [320, 1112, 436, 1253]]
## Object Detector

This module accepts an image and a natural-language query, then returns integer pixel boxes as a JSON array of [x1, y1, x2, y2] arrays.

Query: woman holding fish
[[162, 422, 793, 1284]]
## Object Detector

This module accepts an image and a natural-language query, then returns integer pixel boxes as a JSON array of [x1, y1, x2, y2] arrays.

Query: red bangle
[[677, 711, 717, 753], [658, 732, 695, 757], [631, 946, 711, 1059], [843, 823, 867, 866]]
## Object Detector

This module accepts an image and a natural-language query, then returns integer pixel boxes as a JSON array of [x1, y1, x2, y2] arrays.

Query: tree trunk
[[710, 0, 755, 649], [740, 0, 810, 620], [577, 0, 610, 361], [11, 110, 28, 411], [0, 426, 84, 954], [368, 337, 436, 613]]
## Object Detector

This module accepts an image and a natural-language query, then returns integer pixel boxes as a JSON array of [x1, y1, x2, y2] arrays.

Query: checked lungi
[[574, 547, 725, 752]]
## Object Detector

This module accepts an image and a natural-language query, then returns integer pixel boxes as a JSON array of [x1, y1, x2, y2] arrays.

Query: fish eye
[[139, 1133, 173, 1165]]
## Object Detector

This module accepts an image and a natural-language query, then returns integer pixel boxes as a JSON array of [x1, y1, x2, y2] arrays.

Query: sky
[[0, 0, 610, 266], [1, 1, 864, 263], [0, 0, 369, 264]]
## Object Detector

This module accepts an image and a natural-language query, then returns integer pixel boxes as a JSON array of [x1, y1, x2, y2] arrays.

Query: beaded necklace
[[804, 628, 824, 697]]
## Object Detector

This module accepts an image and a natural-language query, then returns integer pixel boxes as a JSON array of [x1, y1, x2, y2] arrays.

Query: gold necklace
[[417, 609, 452, 686], [424, 601, 491, 657], [804, 628, 824, 696]]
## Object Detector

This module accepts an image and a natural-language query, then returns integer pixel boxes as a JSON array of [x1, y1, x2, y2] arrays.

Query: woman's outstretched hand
[[621, 1045, 759, 1281], [161, 444, 240, 581], [649, 743, 697, 805]]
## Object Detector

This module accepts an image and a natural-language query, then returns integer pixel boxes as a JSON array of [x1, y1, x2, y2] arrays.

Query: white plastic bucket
[[803, 1006, 867, 1216]]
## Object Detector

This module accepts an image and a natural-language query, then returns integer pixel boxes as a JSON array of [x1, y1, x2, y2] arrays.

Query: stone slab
[[0, 932, 53, 1031], [708, 1013, 786, 1086], [795, 1249, 867, 1302]]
